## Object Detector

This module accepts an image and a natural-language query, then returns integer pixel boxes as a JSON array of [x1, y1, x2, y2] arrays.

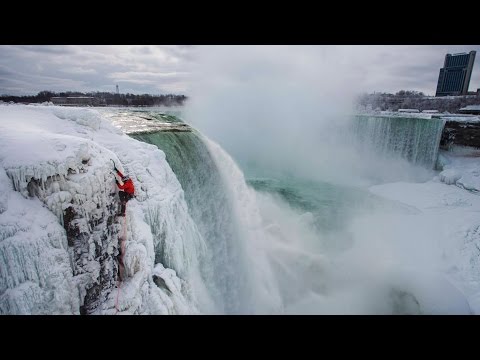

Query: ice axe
[[111, 159, 119, 172]]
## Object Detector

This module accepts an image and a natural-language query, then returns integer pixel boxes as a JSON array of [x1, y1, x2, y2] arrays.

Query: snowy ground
[[367, 150, 480, 313], [0, 104, 206, 314], [438, 147, 480, 193]]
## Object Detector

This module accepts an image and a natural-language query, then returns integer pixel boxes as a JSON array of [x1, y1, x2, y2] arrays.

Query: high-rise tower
[[435, 51, 476, 96]]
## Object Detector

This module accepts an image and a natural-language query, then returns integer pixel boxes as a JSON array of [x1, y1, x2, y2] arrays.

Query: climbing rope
[[114, 204, 128, 314]]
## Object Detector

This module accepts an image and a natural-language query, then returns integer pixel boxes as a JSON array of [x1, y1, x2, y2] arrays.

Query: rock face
[[440, 121, 480, 149], [61, 189, 122, 315], [9, 148, 124, 315]]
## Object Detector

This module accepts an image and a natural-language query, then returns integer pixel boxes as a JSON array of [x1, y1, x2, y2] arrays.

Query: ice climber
[[112, 161, 135, 216]]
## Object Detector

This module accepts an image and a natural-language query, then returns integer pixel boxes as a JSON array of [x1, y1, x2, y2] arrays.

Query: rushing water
[[246, 174, 407, 253], [131, 130, 252, 313], [352, 114, 446, 169], [108, 109, 470, 314]]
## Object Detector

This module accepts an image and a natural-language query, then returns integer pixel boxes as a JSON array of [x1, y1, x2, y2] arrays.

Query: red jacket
[[116, 170, 135, 195]]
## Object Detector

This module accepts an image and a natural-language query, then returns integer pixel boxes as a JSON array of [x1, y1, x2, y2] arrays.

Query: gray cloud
[[0, 45, 192, 95], [0, 45, 479, 96], [14, 45, 77, 55]]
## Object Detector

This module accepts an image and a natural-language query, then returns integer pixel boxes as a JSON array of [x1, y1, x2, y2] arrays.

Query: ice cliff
[[0, 105, 207, 314]]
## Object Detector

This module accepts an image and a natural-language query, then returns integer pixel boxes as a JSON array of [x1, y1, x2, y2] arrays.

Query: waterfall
[[131, 131, 276, 314], [2, 105, 463, 314], [129, 113, 450, 314], [353, 115, 446, 169]]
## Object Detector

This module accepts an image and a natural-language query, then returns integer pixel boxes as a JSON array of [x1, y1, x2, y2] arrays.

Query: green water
[[124, 108, 184, 123], [131, 130, 249, 313], [249, 177, 369, 232], [353, 115, 445, 169], [243, 114, 445, 233], [247, 171, 407, 233]]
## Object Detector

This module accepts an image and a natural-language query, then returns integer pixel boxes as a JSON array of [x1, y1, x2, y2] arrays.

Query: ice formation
[[0, 105, 205, 314]]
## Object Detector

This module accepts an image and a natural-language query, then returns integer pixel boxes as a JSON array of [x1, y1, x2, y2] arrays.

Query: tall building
[[116, 85, 119, 94], [435, 51, 476, 97]]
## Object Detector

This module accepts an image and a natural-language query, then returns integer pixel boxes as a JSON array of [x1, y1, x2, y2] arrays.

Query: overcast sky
[[1, 45, 479, 96]]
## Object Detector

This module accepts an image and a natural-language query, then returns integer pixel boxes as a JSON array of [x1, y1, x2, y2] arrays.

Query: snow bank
[[0, 105, 204, 314], [437, 148, 480, 193], [441, 116, 480, 122], [369, 180, 480, 313]]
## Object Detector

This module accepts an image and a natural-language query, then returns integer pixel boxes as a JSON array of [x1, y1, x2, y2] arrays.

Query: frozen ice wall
[[0, 167, 79, 314], [0, 105, 208, 314]]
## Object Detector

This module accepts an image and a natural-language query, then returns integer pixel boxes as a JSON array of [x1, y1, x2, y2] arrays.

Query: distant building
[[398, 109, 420, 113], [435, 51, 476, 97], [51, 97, 103, 106]]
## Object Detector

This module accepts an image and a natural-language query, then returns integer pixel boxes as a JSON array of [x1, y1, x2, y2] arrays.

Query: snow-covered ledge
[[0, 104, 205, 314]]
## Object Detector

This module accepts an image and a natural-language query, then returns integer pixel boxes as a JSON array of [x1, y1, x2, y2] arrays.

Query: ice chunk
[[439, 169, 461, 185]]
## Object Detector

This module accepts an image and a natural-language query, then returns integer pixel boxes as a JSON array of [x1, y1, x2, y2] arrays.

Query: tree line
[[0, 91, 188, 106]]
